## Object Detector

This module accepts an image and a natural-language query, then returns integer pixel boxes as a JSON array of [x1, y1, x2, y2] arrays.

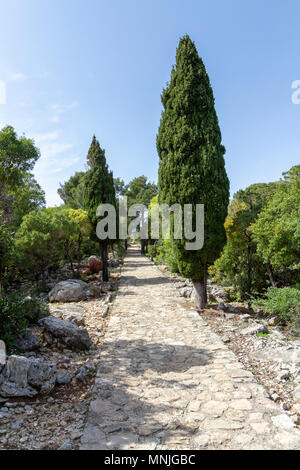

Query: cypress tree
[[157, 35, 230, 308], [84, 136, 116, 282]]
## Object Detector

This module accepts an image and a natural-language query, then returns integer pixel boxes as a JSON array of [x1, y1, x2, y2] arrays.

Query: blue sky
[[0, 0, 299, 206]]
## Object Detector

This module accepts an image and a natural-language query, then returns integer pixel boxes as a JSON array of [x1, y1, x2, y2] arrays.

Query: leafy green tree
[[65, 208, 93, 275], [0, 126, 40, 185], [253, 287, 300, 326], [250, 166, 300, 281], [58, 171, 86, 209], [83, 136, 116, 281], [157, 35, 230, 308], [10, 173, 45, 229], [0, 126, 41, 225], [125, 176, 158, 253], [212, 182, 278, 303], [114, 177, 128, 198], [15, 207, 84, 281], [125, 176, 158, 207], [0, 215, 15, 292]]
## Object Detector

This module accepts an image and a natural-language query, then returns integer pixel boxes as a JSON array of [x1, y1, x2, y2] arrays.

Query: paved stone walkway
[[81, 247, 300, 450]]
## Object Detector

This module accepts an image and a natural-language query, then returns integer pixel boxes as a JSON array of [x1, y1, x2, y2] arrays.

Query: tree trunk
[[100, 243, 109, 282], [141, 239, 146, 255], [266, 264, 277, 288], [192, 279, 206, 310], [0, 255, 3, 294], [203, 264, 208, 305], [76, 233, 82, 279], [125, 239, 128, 251], [247, 244, 252, 308]]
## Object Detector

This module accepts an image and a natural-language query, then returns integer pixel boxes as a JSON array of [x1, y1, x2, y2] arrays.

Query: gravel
[[0, 275, 119, 450]]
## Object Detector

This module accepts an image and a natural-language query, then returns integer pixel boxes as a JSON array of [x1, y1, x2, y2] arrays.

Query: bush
[[15, 207, 93, 281], [254, 287, 300, 324], [114, 241, 126, 260], [146, 244, 156, 261], [0, 216, 15, 289], [21, 296, 49, 324], [152, 239, 179, 273], [0, 295, 28, 351]]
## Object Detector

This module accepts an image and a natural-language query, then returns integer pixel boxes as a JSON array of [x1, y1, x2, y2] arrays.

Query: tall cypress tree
[[84, 136, 116, 282], [157, 35, 230, 308]]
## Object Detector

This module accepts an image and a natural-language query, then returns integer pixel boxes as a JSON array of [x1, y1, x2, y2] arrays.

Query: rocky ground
[[199, 307, 300, 423], [167, 271, 300, 427], [0, 266, 121, 450], [1, 253, 299, 450], [81, 249, 300, 450]]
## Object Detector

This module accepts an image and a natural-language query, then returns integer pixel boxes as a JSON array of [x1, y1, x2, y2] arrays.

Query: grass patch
[[256, 332, 269, 338]]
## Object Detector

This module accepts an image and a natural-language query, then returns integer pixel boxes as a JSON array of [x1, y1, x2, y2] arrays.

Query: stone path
[[81, 247, 300, 450]]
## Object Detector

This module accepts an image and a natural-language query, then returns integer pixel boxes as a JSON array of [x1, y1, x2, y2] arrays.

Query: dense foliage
[[0, 216, 15, 290], [58, 172, 85, 209], [83, 136, 116, 281], [253, 287, 300, 326], [0, 295, 28, 351], [211, 183, 278, 303], [250, 166, 300, 276], [157, 35, 229, 308], [211, 167, 300, 306], [15, 206, 93, 281], [0, 126, 44, 227]]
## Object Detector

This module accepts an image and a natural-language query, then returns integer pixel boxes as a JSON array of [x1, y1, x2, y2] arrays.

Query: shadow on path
[[84, 339, 213, 449]]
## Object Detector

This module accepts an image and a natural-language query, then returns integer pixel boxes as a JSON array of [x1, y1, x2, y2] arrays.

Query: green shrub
[[0, 295, 49, 351], [254, 287, 300, 324], [147, 244, 156, 261], [114, 241, 126, 260], [153, 239, 179, 273], [0, 295, 28, 351], [153, 240, 165, 265], [21, 296, 49, 324]]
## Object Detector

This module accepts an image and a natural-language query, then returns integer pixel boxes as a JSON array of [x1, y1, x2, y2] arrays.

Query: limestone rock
[[63, 312, 85, 326], [0, 340, 6, 370], [49, 280, 103, 303], [268, 316, 282, 326], [58, 440, 72, 450], [218, 302, 227, 312], [241, 323, 269, 336], [180, 287, 193, 299], [49, 280, 89, 303], [0, 355, 56, 398], [108, 259, 120, 268], [207, 283, 232, 303], [221, 336, 231, 344], [15, 330, 41, 353], [56, 372, 72, 385], [102, 306, 109, 318], [294, 385, 300, 403], [38, 316, 92, 351], [271, 414, 296, 430]]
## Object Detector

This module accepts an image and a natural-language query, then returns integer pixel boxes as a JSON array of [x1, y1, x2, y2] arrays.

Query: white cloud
[[34, 131, 60, 144], [35, 154, 80, 177], [49, 101, 79, 123], [32, 130, 78, 177], [10, 73, 28, 81], [0, 80, 6, 104], [46, 142, 74, 157], [49, 115, 61, 123], [51, 101, 79, 112]]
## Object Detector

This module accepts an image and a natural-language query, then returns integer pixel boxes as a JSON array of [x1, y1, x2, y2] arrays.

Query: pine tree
[[157, 35, 230, 308], [84, 136, 116, 282]]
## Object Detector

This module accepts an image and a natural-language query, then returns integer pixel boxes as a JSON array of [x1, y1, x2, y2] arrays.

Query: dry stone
[[81, 247, 300, 450], [38, 316, 92, 350], [0, 355, 56, 398]]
